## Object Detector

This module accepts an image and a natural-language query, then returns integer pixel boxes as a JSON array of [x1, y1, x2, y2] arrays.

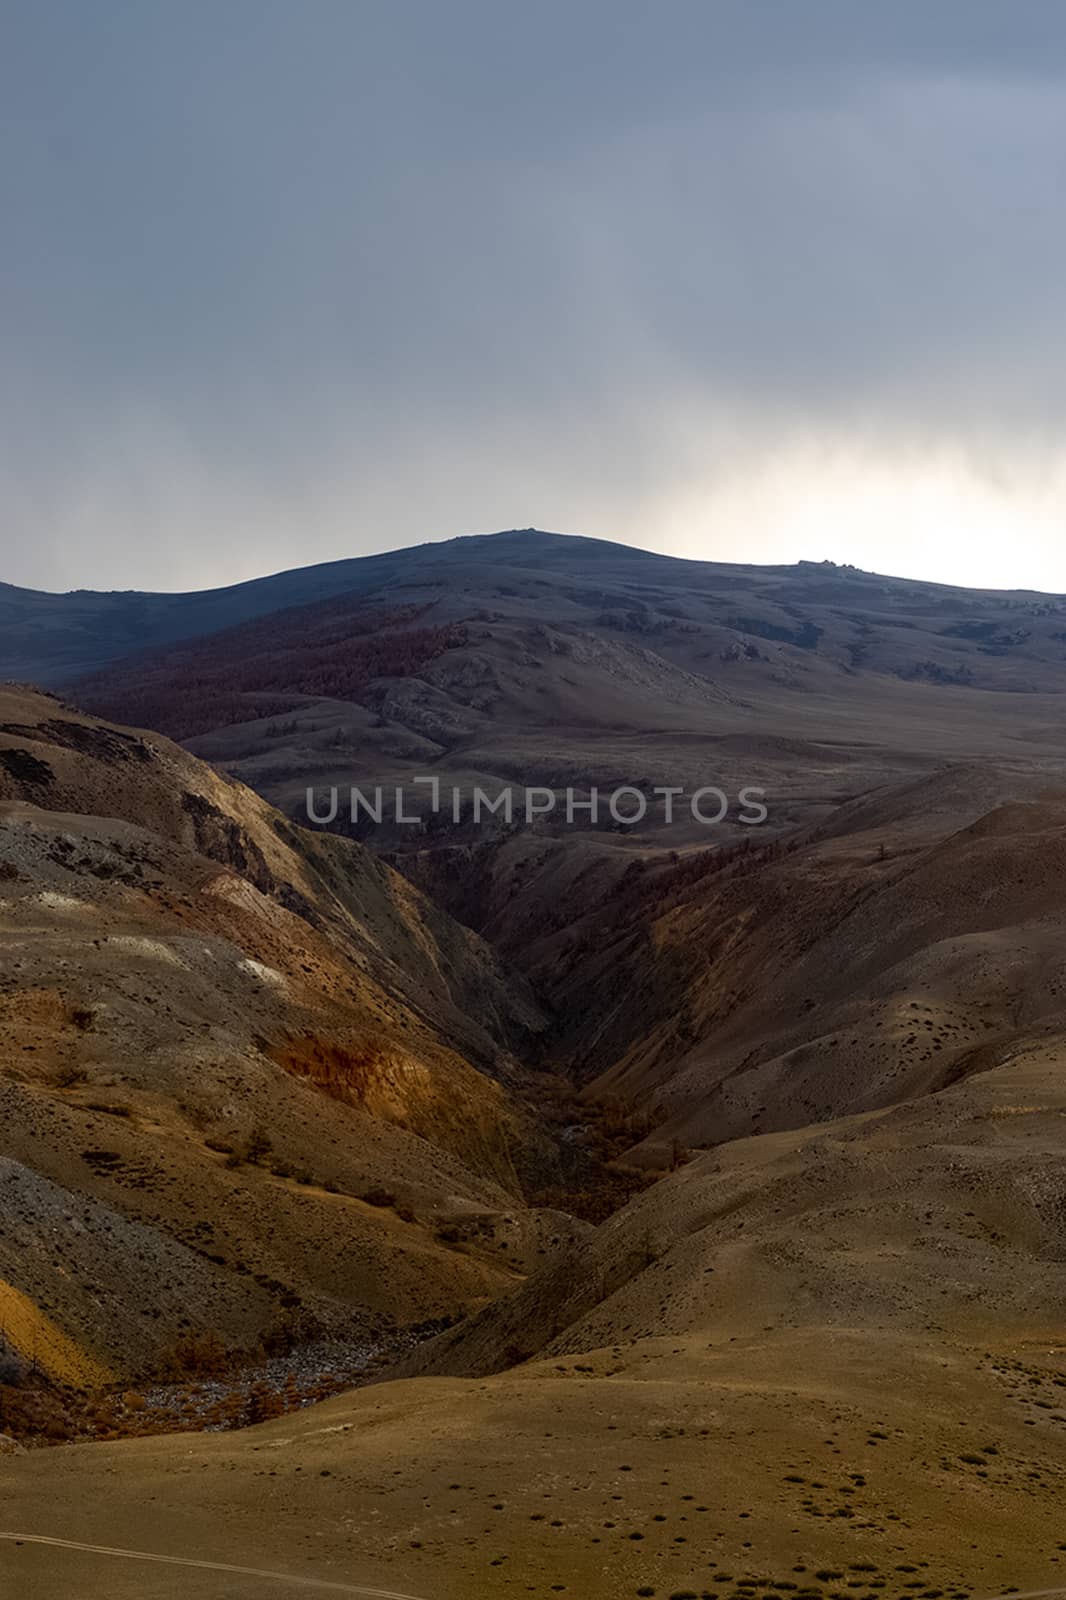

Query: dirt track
[[0, 1533, 430, 1598]]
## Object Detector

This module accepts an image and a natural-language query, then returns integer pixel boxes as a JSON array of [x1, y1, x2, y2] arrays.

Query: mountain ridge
[[7, 527, 1066, 688]]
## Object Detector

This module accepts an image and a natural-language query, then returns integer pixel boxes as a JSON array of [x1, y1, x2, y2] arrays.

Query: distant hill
[[50, 526, 1066, 861], [8, 527, 1066, 691], [2, 529, 689, 684]]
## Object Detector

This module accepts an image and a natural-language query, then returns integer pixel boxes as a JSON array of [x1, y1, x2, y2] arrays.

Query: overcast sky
[[4, 2, 1066, 593]]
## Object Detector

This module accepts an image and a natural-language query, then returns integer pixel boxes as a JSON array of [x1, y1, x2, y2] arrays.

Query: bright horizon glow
[[658, 441, 1066, 594], [7, 391, 1066, 597]]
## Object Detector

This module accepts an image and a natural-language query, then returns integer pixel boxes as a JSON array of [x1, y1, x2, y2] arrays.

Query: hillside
[[447, 767, 1066, 1160], [0, 687, 587, 1388]]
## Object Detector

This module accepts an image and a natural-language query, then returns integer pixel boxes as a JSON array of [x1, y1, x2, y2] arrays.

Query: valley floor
[[4, 1327, 1066, 1600]]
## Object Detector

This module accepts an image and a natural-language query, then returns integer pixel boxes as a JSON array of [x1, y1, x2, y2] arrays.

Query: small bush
[[244, 1127, 273, 1164], [156, 1329, 230, 1380]]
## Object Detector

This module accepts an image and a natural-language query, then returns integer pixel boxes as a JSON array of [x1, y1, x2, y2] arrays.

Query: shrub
[[245, 1382, 284, 1425], [156, 1329, 230, 1380], [243, 1127, 273, 1164]]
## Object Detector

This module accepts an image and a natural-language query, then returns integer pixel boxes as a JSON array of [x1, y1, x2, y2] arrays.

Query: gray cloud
[[3, 2, 1066, 591]]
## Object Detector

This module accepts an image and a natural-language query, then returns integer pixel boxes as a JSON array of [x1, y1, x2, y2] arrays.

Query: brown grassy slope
[[4, 1338, 1064, 1599], [0, 684, 545, 1073], [7, 1051, 1066, 1597], [0, 688, 583, 1380], [616, 786, 1066, 1152], [412, 769, 1066, 1164], [410, 1044, 1066, 1372]]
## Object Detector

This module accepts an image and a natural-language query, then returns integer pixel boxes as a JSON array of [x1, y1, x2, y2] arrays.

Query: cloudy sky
[[4, 1, 1066, 593]]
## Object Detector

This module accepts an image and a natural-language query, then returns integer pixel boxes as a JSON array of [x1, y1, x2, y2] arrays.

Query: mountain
[[48, 530, 1066, 685], [7, 529, 1066, 707], [5, 528, 740, 685], [0, 535, 511, 685], [51, 531, 1066, 853]]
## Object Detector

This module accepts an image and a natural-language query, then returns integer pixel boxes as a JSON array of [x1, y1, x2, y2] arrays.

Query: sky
[[4, 1, 1066, 594]]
